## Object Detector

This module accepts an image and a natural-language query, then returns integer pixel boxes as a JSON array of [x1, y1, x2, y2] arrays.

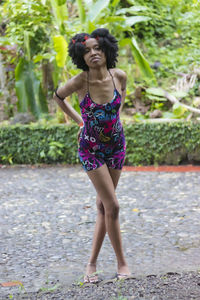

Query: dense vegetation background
[[0, 0, 199, 124], [0, 0, 200, 165]]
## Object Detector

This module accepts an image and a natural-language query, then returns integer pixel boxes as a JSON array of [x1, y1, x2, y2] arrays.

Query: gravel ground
[[1, 165, 200, 299], [2, 272, 200, 300]]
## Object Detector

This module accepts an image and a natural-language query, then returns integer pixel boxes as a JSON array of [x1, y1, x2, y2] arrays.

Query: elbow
[[53, 94, 61, 104]]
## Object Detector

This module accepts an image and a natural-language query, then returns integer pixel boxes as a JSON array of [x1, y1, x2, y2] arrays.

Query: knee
[[106, 202, 120, 220]]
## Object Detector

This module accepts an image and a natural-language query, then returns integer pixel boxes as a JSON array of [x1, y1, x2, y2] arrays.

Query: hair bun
[[91, 28, 109, 38]]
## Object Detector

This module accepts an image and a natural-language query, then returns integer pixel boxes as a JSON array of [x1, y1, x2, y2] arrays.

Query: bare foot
[[117, 264, 131, 277], [84, 263, 98, 283]]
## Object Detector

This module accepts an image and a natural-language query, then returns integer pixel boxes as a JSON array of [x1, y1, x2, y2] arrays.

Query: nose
[[90, 48, 97, 56]]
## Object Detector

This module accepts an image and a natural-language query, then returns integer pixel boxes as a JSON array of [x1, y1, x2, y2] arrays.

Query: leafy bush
[[125, 121, 200, 165], [0, 124, 79, 164], [1, 122, 200, 165]]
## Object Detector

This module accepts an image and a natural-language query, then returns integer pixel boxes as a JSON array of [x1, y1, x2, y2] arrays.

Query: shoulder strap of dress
[[108, 69, 116, 90]]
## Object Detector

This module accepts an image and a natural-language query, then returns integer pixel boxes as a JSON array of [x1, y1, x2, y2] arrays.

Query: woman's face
[[83, 38, 106, 68]]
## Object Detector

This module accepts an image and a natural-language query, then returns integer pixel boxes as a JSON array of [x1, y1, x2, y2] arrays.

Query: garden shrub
[[0, 122, 200, 165]]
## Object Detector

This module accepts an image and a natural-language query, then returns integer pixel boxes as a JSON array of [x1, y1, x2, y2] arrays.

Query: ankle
[[87, 262, 96, 266], [117, 261, 128, 268]]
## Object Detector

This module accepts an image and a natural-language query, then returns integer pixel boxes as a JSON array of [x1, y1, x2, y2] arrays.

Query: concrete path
[[0, 165, 200, 298]]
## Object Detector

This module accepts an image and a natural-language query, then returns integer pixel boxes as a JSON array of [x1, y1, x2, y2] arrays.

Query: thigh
[[108, 168, 122, 190], [87, 165, 118, 210], [96, 168, 122, 210]]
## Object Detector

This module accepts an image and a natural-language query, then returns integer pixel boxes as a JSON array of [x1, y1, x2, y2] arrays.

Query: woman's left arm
[[120, 87, 126, 115], [119, 70, 127, 114]]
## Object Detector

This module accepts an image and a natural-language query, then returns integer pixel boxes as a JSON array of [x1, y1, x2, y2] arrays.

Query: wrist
[[78, 121, 84, 128]]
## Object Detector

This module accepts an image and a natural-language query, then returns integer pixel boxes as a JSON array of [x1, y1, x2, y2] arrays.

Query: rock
[[151, 61, 162, 70], [193, 97, 200, 108], [9, 113, 36, 124], [164, 148, 187, 165], [123, 108, 136, 115], [149, 109, 163, 118]]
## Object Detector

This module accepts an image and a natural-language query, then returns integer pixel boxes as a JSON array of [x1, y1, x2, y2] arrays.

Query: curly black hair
[[91, 28, 118, 69], [68, 28, 118, 71]]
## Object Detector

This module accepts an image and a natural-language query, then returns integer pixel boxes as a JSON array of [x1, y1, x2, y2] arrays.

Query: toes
[[116, 273, 132, 280], [84, 274, 99, 284]]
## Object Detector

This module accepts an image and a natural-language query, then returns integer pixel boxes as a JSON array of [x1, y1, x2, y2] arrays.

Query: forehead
[[85, 38, 99, 48]]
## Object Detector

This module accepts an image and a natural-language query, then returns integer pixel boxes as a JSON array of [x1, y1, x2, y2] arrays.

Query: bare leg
[[86, 164, 130, 276], [85, 168, 121, 277], [84, 195, 106, 279], [88, 194, 106, 264]]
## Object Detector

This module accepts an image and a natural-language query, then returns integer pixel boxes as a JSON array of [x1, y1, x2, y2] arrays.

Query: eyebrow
[[85, 44, 99, 50]]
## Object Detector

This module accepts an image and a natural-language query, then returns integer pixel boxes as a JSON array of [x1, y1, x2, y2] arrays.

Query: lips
[[90, 57, 100, 63]]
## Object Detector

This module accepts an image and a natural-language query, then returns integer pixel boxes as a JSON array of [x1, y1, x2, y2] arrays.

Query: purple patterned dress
[[78, 71, 126, 172]]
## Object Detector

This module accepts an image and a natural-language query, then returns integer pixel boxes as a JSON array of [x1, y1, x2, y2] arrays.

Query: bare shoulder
[[111, 68, 127, 91], [59, 71, 87, 97], [112, 68, 127, 81], [67, 71, 86, 91]]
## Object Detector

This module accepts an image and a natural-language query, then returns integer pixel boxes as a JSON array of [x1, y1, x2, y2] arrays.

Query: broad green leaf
[[173, 102, 187, 117], [0, 36, 11, 45], [171, 91, 188, 99], [53, 35, 68, 68], [15, 59, 28, 113], [87, 0, 110, 22], [147, 95, 167, 101], [119, 38, 130, 47], [15, 58, 48, 119], [50, 0, 68, 33], [130, 37, 156, 81], [133, 112, 146, 121], [146, 87, 165, 97], [87, 20, 96, 33], [24, 31, 31, 61], [162, 112, 176, 119], [126, 0, 136, 4], [113, 24, 133, 32], [125, 16, 151, 26], [33, 72, 49, 114], [33, 53, 52, 63], [98, 16, 125, 25], [116, 6, 148, 15], [111, 0, 120, 7], [57, 0, 66, 5], [76, 0, 86, 24]]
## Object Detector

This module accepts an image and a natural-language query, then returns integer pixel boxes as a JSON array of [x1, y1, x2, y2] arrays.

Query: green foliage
[[1, 0, 52, 56], [15, 58, 48, 119], [53, 35, 68, 68], [50, 0, 68, 34], [1, 122, 200, 165], [0, 124, 79, 164], [1, 0, 199, 122], [73, 0, 155, 83], [125, 121, 200, 165], [0, 0, 156, 120], [132, 0, 200, 82]]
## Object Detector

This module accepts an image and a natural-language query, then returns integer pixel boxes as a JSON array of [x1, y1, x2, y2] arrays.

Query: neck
[[88, 66, 109, 81]]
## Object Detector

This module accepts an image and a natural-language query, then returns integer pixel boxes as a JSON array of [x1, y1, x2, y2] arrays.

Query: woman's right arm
[[53, 73, 84, 125]]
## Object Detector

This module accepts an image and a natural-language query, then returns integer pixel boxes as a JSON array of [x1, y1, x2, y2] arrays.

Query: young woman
[[54, 28, 131, 283]]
